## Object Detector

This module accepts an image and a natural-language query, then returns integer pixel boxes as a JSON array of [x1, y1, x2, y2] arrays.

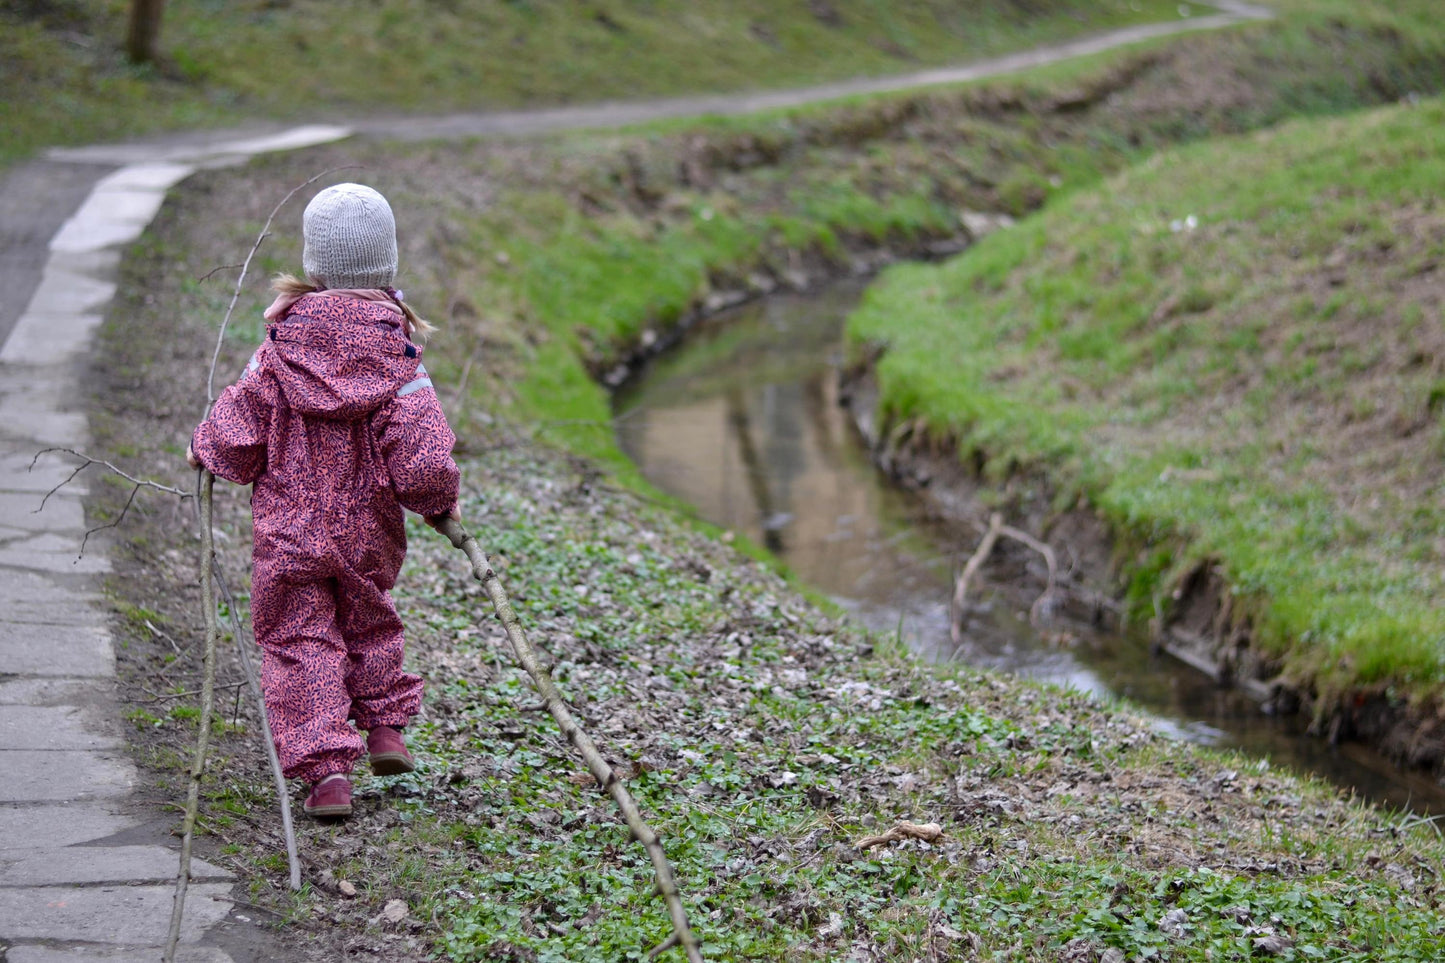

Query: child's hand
[[425, 506, 462, 529], [186, 444, 200, 470]]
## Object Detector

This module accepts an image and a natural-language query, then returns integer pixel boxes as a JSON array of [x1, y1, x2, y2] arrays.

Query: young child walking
[[188, 183, 461, 819]]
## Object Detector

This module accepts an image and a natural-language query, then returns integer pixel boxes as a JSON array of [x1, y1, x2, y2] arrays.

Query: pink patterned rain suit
[[192, 294, 459, 782]]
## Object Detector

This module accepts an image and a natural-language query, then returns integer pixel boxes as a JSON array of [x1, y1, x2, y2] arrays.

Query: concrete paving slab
[[0, 404, 88, 448], [0, 311, 107, 365], [186, 124, 352, 160], [0, 705, 124, 750], [0, 533, 111, 574], [0, 676, 110, 706], [0, 749, 135, 802], [0, 450, 91, 494], [49, 189, 170, 255], [15, 262, 117, 318], [0, 803, 134, 851], [0, 620, 114, 676], [0, 845, 230, 886], [0, 490, 86, 533], [7, 946, 235, 963], [0, 569, 103, 621], [94, 162, 195, 193], [0, 881, 233, 943]]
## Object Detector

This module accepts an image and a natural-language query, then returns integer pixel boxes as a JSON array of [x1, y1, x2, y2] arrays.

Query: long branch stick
[[435, 517, 705, 962], [164, 471, 219, 962], [212, 562, 302, 892], [168, 172, 339, 946]]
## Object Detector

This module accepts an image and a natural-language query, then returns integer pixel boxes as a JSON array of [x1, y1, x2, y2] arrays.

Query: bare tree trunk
[[126, 0, 166, 65]]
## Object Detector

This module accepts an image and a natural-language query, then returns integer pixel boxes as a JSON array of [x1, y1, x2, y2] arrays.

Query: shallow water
[[614, 281, 1445, 816]]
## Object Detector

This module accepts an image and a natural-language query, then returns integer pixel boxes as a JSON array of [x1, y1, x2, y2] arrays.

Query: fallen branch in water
[[950, 512, 1003, 645], [436, 516, 705, 963], [950, 512, 1061, 643]]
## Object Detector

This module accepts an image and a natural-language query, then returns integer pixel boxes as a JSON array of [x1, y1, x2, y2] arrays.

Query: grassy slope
[[847, 96, 1445, 706], [0, 0, 1177, 166]]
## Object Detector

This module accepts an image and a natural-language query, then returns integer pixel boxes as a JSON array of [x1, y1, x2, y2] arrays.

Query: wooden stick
[[212, 562, 302, 892], [163, 471, 218, 963], [435, 517, 705, 962]]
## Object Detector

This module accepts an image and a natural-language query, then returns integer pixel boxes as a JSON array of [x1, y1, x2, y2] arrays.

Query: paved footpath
[[0, 126, 349, 963], [0, 4, 1269, 959]]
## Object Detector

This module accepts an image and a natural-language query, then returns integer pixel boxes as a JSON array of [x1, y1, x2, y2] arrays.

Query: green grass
[[0, 0, 1181, 167], [281, 466, 1445, 960], [847, 96, 1445, 707]]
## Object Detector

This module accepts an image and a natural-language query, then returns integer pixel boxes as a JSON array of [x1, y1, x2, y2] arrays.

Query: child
[[188, 183, 461, 819]]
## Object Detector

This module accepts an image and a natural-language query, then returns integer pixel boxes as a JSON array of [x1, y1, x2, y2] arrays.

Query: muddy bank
[[837, 358, 1445, 784]]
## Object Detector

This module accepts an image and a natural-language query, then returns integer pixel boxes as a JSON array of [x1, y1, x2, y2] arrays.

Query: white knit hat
[[302, 183, 398, 290]]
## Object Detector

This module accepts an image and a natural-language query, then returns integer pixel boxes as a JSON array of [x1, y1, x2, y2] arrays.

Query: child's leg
[[251, 570, 366, 782], [335, 572, 423, 731]]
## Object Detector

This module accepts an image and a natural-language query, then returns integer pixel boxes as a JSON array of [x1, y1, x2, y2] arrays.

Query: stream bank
[[614, 279, 1445, 814]]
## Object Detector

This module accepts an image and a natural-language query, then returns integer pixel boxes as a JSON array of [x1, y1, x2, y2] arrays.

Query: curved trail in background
[[0, 4, 1270, 959]]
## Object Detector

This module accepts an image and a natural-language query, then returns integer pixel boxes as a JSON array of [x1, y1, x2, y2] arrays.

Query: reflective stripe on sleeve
[[397, 376, 434, 397]]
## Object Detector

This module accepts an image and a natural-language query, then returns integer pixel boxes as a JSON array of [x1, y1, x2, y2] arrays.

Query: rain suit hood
[[267, 295, 423, 420]]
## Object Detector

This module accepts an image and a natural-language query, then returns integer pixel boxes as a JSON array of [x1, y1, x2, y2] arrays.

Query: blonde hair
[[272, 273, 436, 342]]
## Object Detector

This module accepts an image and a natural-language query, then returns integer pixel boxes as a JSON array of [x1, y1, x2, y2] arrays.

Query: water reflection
[[614, 281, 1445, 815]]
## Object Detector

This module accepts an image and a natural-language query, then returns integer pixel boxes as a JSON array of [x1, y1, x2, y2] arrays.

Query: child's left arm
[[375, 371, 461, 520]]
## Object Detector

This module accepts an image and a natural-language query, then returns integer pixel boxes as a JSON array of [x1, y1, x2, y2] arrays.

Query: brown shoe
[[367, 726, 416, 776], [303, 774, 352, 819]]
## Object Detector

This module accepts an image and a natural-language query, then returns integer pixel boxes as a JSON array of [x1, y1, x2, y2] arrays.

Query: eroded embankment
[[839, 347, 1445, 783]]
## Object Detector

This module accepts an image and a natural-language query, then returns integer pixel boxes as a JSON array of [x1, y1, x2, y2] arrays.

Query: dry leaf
[[382, 899, 408, 924]]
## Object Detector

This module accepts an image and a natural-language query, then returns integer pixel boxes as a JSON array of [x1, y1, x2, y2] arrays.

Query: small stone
[[382, 898, 408, 924], [338, 879, 357, 897]]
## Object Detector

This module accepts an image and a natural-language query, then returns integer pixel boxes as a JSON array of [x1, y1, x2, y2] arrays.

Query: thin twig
[[30, 447, 191, 512], [196, 262, 246, 283], [206, 165, 358, 404], [436, 517, 705, 962], [126, 680, 247, 704]]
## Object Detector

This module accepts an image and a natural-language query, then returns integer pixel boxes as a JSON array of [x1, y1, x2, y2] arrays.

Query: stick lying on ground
[[435, 516, 705, 963]]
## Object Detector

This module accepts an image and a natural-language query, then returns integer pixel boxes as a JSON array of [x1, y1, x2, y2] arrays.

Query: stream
[[613, 279, 1445, 816]]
